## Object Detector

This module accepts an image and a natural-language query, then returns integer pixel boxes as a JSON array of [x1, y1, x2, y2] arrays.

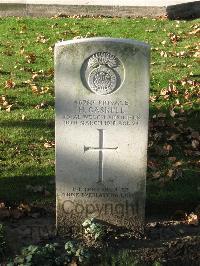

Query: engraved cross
[[84, 129, 118, 183]]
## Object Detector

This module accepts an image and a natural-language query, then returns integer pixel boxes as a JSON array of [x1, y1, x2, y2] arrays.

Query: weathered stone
[[55, 37, 150, 235]]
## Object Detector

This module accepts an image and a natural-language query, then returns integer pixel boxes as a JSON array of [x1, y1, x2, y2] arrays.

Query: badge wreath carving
[[82, 52, 124, 95]]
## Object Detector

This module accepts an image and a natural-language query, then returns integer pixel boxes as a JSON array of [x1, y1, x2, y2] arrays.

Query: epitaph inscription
[[55, 38, 150, 235]]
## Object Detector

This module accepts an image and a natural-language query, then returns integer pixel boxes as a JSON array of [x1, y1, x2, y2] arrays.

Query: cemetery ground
[[0, 16, 199, 265]]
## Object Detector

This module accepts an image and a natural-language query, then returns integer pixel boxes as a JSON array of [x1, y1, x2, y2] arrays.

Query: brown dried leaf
[[19, 203, 31, 213], [168, 133, 179, 141], [36, 35, 49, 43], [167, 169, 174, 178], [150, 95, 157, 102], [6, 104, 13, 112], [163, 144, 173, 152], [192, 139, 199, 149], [25, 52, 36, 63], [160, 51, 168, 57], [0, 203, 6, 209], [35, 102, 46, 109], [31, 85, 38, 93], [161, 40, 166, 45], [169, 109, 176, 117], [5, 79, 15, 89], [157, 113, 166, 118], [44, 141, 55, 148], [168, 32, 181, 44], [0, 95, 13, 111], [168, 83, 178, 95], [175, 99, 180, 106], [148, 160, 159, 170], [173, 161, 182, 167], [152, 171, 161, 179], [193, 51, 200, 58], [44, 142, 52, 148], [186, 213, 199, 226], [188, 27, 200, 36], [32, 73, 39, 80], [168, 157, 177, 162], [40, 87, 50, 94], [160, 88, 168, 96]]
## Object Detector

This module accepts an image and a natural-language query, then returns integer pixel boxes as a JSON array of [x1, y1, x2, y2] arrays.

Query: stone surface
[[55, 37, 150, 235], [0, 0, 199, 18], [1, 0, 197, 6]]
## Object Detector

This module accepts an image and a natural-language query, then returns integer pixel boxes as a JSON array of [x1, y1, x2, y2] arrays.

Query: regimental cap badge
[[81, 51, 124, 95], [88, 52, 120, 69]]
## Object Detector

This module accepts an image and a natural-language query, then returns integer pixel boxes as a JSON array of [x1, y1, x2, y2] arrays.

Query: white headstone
[[55, 37, 150, 235]]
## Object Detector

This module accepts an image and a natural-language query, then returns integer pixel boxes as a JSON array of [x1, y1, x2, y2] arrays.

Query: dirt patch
[[1, 214, 200, 264]]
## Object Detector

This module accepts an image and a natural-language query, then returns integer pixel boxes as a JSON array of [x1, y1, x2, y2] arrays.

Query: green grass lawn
[[0, 17, 199, 214]]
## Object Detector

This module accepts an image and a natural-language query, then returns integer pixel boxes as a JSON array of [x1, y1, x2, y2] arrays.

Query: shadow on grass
[[0, 119, 54, 129], [146, 171, 200, 217], [0, 175, 55, 204], [0, 107, 199, 216], [147, 106, 200, 215]]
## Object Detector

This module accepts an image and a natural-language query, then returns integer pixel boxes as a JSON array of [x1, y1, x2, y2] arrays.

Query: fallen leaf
[[150, 95, 157, 102], [31, 85, 39, 93], [44, 141, 55, 148], [36, 34, 49, 43], [152, 171, 161, 179], [148, 160, 159, 170], [186, 213, 199, 226], [192, 140, 199, 149], [168, 32, 181, 44], [19, 203, 31, 213], [32, 73, 38, 80], [168, 133, 179, 141], [160, 51, 168, 57], [5, 79, 15, 89], [173, 161, 182, 167], [35, 102, 46, 109], [163, 144, 173, 152], [6, 104, 13, 112], [193, 51, 200, 58], [169, 109, 176, 117], [160, 88, 168, 96], [157, 113, 166, 118], [168, 156, 177, 162], [25, 52, 36, 63], [167, 169, 174, 177]]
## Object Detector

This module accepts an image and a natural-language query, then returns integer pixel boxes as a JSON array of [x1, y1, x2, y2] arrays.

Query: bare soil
[[2, 213, 200, 265]]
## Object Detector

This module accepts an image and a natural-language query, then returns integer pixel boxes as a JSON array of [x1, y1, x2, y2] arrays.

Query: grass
[[0, 17, 199, 214]]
